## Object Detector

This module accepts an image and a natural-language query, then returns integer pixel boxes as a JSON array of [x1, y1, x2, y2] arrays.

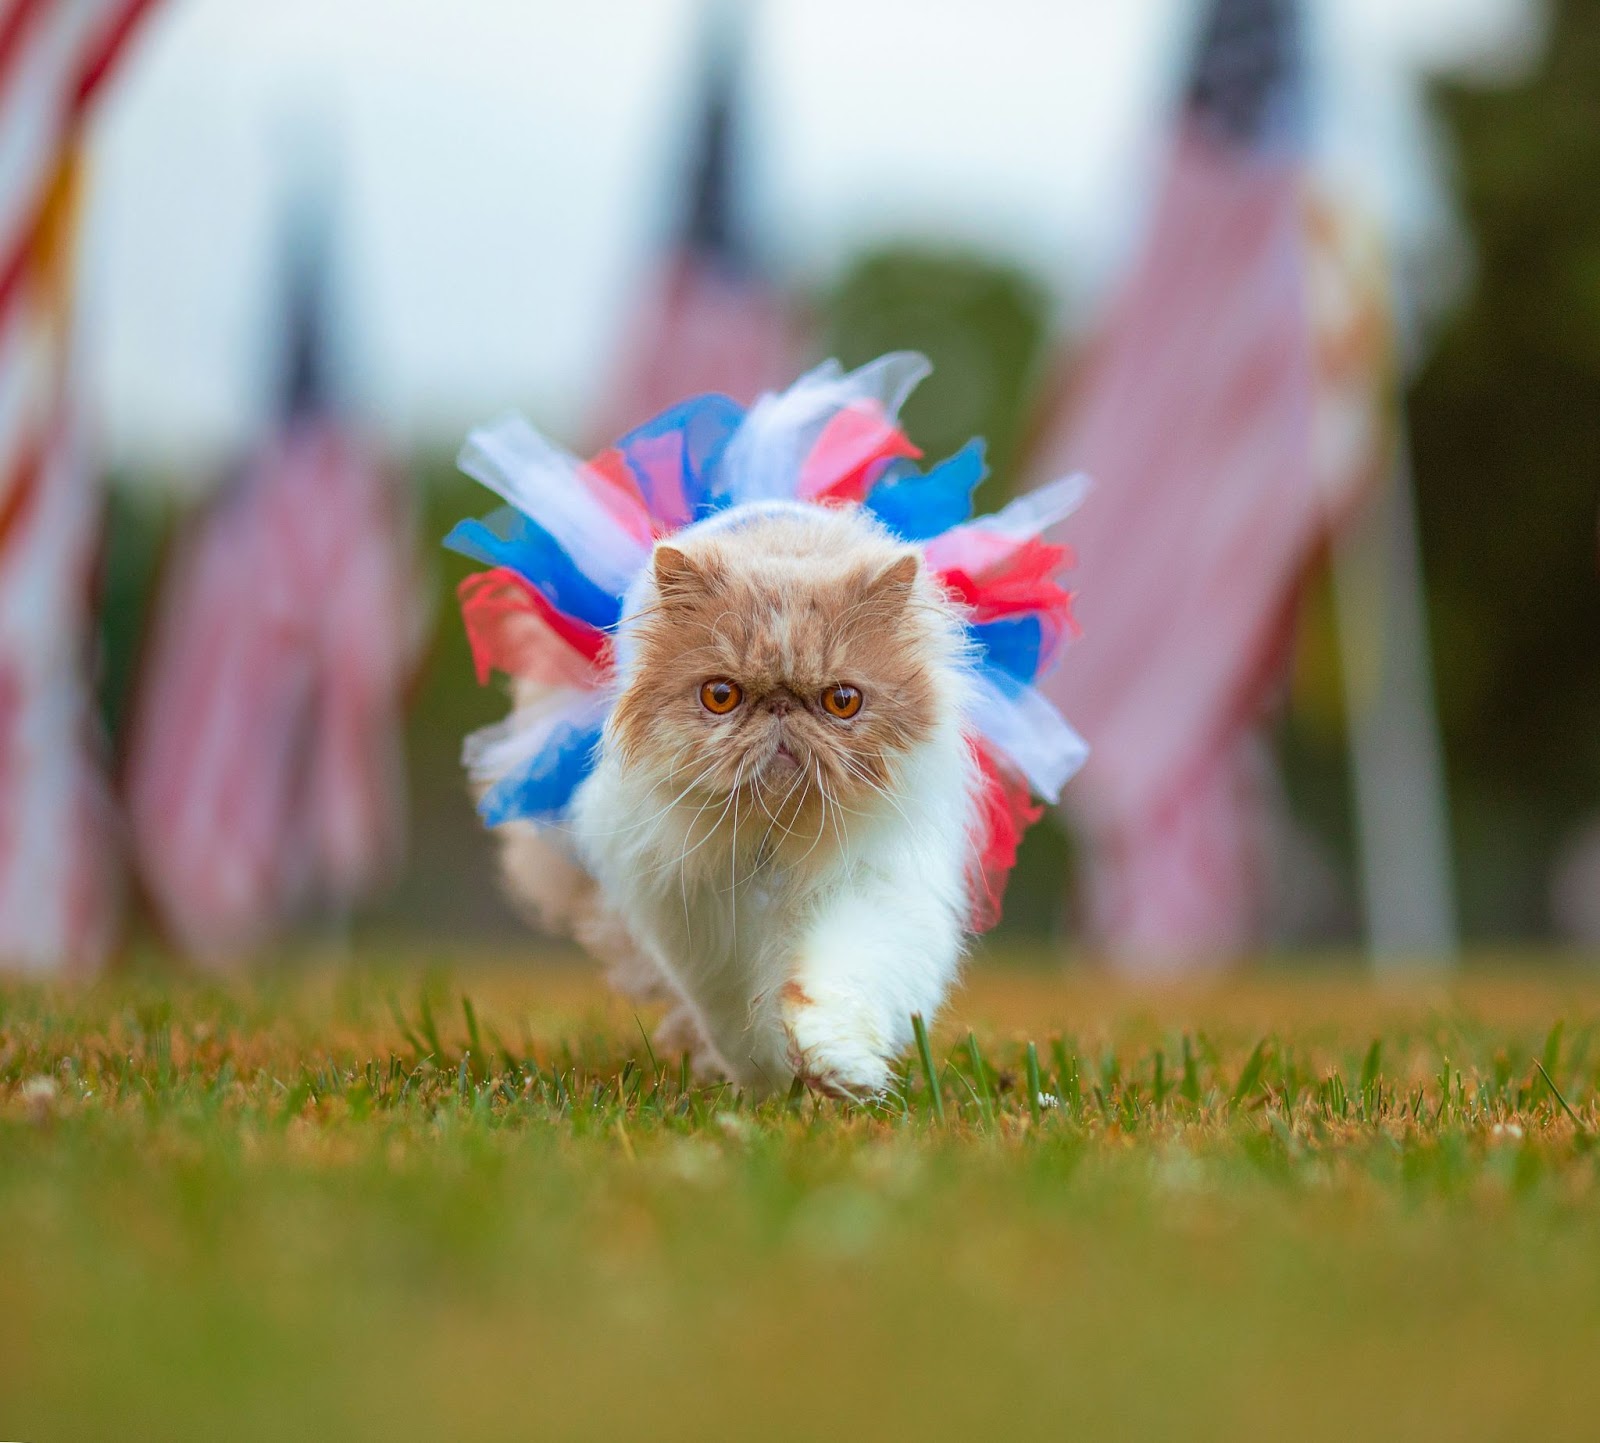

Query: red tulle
[[581, 448, 661, 541], [798, 402, 921, 506], [458, 568, 611, 688], [967, 738, 1043, 933], [931, 533, 1080, 636]]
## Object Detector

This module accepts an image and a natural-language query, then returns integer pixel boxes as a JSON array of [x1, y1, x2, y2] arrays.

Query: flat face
[[610, 507, 945, 824]]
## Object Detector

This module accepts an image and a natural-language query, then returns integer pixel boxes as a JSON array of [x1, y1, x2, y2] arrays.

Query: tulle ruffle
[[448, 352, 1089, 930]]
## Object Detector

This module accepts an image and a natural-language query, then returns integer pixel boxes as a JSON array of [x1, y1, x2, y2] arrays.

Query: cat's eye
[[699, 679, 743, 715], [821, 684, 863, 719]]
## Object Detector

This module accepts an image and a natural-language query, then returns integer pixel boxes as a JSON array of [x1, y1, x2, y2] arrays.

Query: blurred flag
[[588, 3, 797, 441], [0, 0, 162, 973], [1035, 0, 1377, 968], [126, 213, 424, 966]]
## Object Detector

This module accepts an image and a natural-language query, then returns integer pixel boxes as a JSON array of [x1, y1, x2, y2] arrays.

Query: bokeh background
[[25, 0, 1598, 963]]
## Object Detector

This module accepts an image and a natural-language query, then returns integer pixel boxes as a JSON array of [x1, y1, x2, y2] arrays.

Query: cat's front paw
[[779, 982, 893, 1099]]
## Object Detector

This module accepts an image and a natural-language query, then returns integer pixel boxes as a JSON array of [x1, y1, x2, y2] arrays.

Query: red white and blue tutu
[[447, 353, 1087, 930]]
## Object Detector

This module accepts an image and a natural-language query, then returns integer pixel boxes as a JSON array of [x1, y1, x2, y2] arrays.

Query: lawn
[[2, 951, 1598, 1442]]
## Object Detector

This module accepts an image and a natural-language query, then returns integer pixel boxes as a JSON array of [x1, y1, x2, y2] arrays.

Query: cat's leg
[[501, 816, 728, 1077], [778, 865, 967, 1098], [654, 1003, 727, 1081], [500, 819, 670, 996]]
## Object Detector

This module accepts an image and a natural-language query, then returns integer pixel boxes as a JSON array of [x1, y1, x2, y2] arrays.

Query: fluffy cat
[[453, 354, 1085, 1097], [503, 500, 979, 1097]]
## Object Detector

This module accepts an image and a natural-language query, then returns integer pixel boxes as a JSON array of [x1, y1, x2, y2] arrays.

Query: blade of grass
[[1025, 1041, 1043, 1127], [911, 1013, 945, 1127], [462, 996, 487, 1083], [633, 1014, 661, 1084], [416, 992, 444, 1061], [1360, 1043, 1384, 1120], [386, 995, 425, 1058], [1180, 1034, 1199, 1104], [966, 1032, 996, 1128], [1052, 1039, 1082, 1114], [1533, 1059, 1591, 1134], [1540, 1022, 1565, 1089], [1230, 1039, 1270, 1111]]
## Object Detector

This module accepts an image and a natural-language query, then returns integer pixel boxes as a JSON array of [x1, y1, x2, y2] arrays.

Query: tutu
[[447, 353, 1087, 930]]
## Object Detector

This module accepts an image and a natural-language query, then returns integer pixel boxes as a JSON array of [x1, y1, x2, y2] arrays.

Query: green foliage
[[1410, 0, 1600, 932], [819, 247, 1052, 507]]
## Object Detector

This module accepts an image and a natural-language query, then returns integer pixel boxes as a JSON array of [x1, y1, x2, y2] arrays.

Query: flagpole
[[1331, 420, 1458, 971]]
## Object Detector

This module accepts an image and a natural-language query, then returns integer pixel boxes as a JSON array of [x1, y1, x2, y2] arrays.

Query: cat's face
[[611, 510, 946, 829]]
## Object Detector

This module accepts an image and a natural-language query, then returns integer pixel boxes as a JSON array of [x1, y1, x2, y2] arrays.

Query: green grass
[[2, 958, 1599, 1441]]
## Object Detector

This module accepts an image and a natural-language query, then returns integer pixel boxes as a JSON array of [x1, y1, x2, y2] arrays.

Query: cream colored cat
[[500, 500, 979, 1097]]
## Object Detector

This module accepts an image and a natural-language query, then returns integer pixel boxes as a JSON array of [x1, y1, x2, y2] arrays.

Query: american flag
[[588, 6, 797, 442], [0, 0, 161, 973], [125, 219, 424, 966], [1035, 0, 1355, 968]]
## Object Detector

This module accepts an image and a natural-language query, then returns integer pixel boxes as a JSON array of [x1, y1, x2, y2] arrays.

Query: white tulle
[[975, 471, 1091, 541], [717, 351, 933, 504], [967, 671, 1089, 804], [461, 355, 1087, 823], [462, 688, 610, 784], [458, 416, 649, 594]]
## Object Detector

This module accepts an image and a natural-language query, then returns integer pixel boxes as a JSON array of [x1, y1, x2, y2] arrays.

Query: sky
[[82, 0, 1542, 479]]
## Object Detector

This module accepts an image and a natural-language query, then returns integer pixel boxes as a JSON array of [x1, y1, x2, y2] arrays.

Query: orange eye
[[699, 679, 743, 715], [822, 684, 863, 719]]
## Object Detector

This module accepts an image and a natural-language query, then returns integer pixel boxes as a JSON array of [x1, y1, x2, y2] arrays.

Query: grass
[[2, 954, 1599, 1441]]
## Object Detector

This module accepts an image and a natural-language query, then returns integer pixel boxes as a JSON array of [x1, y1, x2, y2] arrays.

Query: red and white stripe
[[1036, 123, 1328, 967], [0, 0, 157, 319], [0, 0, 159, 971], [125, 423, 422, 966]]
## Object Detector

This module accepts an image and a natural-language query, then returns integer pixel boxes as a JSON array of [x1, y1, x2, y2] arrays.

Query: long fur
[[504, 501, 981, 1096]]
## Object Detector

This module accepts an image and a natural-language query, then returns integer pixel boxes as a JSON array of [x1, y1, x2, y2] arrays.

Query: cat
[[455, 354, 1085, 1096], [500, 499, 980, 1097]]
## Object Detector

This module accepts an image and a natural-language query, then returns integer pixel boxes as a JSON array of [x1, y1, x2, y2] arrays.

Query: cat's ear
[[865, 553, 920, 609], [652, 544, 713, 600]]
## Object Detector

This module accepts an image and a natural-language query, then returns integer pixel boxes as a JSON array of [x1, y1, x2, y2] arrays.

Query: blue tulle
[[614, 393, 746, 527], [863, 440, 985, 542], [450, 358, 1088, 833], [968, 614, 1043, 686], [476, 718, 605, 826], [444, 508, 622, 631]]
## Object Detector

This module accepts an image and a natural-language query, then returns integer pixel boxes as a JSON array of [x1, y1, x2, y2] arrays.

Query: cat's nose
[[767, 696, 791, 717]]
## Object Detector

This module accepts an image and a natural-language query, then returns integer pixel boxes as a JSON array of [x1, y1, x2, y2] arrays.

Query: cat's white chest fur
[[503, 499, 985, 1097], [570, 708, 978, 1096]]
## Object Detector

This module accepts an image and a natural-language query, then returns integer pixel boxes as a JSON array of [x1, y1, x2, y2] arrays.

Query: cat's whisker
[[757, 757, 808, 829], [569, 749, 715, 839], [725, 756, 752, 932], [835, 753, 919, 832], [615, 757, 740, 879], [728, 764, 804, 889], [673, 781, 746, 934], [594, 776, 720, 852], [821, 773, 849, 861], [676, 777, 745, 867], [744, 778, 805, 882], [785, 759, 834, 874], [636, 783, 739, 883]]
